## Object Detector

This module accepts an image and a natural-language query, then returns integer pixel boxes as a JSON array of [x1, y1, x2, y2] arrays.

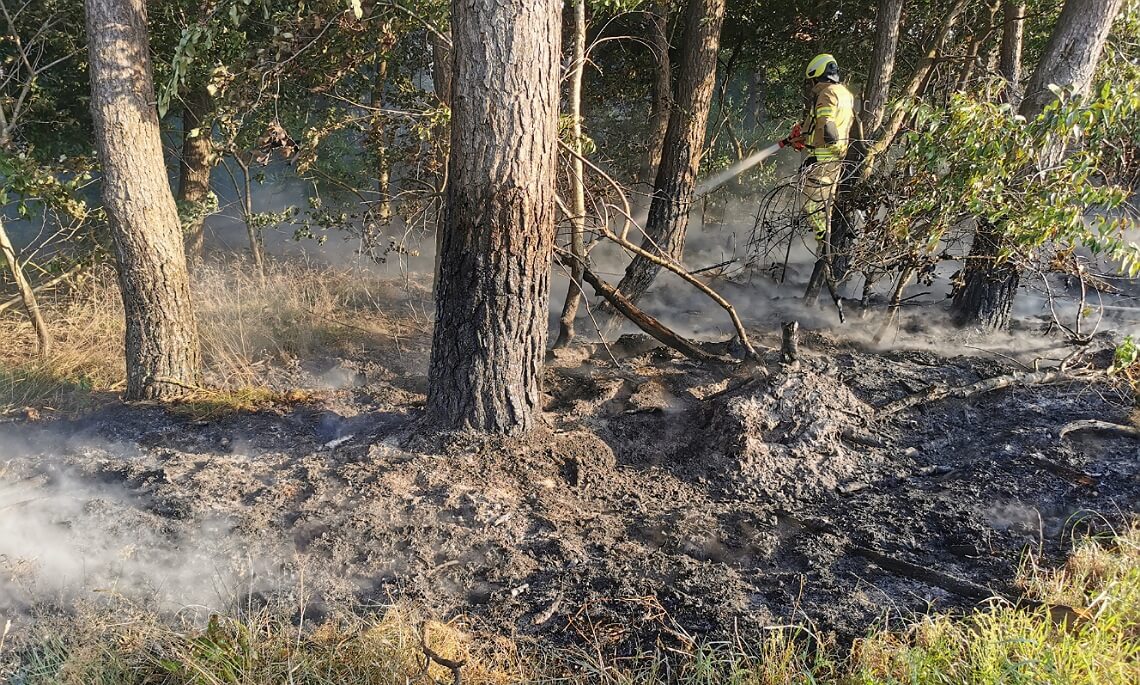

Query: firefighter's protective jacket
[[804, 81, 854, 162]]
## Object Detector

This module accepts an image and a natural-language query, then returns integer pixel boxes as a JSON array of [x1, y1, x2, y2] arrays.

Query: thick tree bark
[[999, 1, 1026, 105], [955, 0, 1123, 330], [86, 0, 200, 399], [426, 0, 561, 434], [1019, 0, 1124, 118], [0, 219, 51, 356], [862, 0, 904, 137], [640, 0, 672, 188], [178, 83, 213, 262], [951, 221, 1020, 329], [612, 0, 725, 307], [555, 0, 588, 348]]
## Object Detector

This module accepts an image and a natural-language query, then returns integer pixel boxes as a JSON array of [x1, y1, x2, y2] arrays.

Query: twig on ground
[[1059, 419, 1140, 440], [877, 370, 1083, 418], [421, 624, 465, 685]]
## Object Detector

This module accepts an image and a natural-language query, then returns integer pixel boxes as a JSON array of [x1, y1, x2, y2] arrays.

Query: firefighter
[[784, 53, 854, 248]]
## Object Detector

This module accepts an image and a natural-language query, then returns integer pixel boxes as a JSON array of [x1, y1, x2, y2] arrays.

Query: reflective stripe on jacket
[[805, 82, 854, 162]]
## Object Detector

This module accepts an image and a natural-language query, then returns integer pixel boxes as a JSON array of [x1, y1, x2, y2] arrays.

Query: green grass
[[3, 525, 1138, 684]]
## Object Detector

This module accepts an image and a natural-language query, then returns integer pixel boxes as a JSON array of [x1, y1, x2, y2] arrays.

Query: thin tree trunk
[[862, 0, 904, 137], [861, 0, 970, 180], [955, 0, 1124, 330], [227, 154, 265, 275], [426, 0, 561, 434], [611, 0, 726, 308], [372, 57, 392, 223], [178, 83, 213, 262], [0, 219, 51, 356], [954, 2, 1001, 93], [640, 0, 672, 189], [555, 0, 588, 348], [999, 1, 1026, 105], [431, 29, 452, 291], [745, 69, 766, 129], [85, 0, 199, 399], [431, 30, 453, 108]]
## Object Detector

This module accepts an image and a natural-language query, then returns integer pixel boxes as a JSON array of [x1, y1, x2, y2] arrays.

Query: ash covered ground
[[1, 275, 1139, 654]]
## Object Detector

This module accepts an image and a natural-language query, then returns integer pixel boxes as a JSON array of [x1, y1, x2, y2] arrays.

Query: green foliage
[[891, 79, 1140, 275]]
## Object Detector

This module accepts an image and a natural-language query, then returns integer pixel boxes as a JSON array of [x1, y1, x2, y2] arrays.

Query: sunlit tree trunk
[[178, 83, 213, 262], [0, 219, 51, 356], [555, 0, 588, 348], [953, 0, 1124, 330], [426, 0, 561, 434], [610, 0, 725, 308], [372, 57, 392, 223], [999, 0, 1026, 105], [86, 0, 200, 399], [862, 0, 904, 137]]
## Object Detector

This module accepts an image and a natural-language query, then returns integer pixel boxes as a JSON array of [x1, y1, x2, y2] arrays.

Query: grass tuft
[[3, 525, 1138, 684], [0, 260, 430, 415]]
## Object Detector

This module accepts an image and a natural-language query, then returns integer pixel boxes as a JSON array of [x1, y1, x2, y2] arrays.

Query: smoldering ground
[[3, 175, 1139, 655]]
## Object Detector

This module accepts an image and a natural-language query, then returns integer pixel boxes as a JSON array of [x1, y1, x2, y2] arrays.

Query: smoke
[[0, 433, 284, 618]]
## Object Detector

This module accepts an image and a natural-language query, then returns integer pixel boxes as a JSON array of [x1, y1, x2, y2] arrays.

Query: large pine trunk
[[178, 83, 213, 262], [86, 0, 200, 400], [611, 0, 725, 307], [1019, 0, 1124, 118], [861, 0, 904, 137], [955, 0, 1123, 330], [426, 0, 561, 434]]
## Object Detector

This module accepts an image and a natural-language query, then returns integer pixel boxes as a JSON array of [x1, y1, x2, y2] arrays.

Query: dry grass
[[3, 524, 1138, 684], [0, 259, 431, 415]]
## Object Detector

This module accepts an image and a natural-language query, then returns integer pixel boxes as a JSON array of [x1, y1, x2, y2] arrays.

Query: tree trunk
[[0, 219, 51, 357], [955, 0, 1123, 330], [951, 221, 1019, 329], [745, 69, 766, 129], [86, 0, 199, 399], [861, 0, 970, 180], [999, 0, 1026, 105], [862, 0, 904, 137], [178, 83, 213, 263], [431, 30, 453, 107], [611, 0, 725, 307], [372, 57, 392, 223], [426, 0, 561, 434], [1019, 0, 1124, 119], [639, 0, 672, 189], [555, 0, 588, 348]]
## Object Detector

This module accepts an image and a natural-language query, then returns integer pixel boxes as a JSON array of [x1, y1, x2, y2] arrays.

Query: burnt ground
[[1, 311, 1138, 653]]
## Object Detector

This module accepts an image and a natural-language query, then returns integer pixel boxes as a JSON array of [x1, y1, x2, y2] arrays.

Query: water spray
[[693, 142, 786, 199]]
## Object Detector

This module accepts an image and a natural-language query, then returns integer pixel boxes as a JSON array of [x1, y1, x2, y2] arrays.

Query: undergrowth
[[2, 524, 1137, 684], [0, 260, 430, 415]]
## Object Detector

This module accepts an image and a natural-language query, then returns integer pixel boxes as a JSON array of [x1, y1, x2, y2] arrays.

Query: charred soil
[[1, 312, 1138, 654]]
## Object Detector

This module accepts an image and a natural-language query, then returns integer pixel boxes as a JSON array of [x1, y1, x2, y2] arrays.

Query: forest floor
[[1, 261, 1138, 669]]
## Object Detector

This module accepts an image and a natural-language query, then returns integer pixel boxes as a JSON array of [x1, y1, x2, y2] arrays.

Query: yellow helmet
[[806, 54, 839, 82]]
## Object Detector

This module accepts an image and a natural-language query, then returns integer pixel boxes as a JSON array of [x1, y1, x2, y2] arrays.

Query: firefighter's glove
[[782, 123, 807, 151]]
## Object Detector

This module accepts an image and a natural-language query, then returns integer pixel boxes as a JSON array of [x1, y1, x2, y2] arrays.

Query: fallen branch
[[877, 370, 1078, 418], [1059, 419, 1140, 440], [559, 248, 726, 364]]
